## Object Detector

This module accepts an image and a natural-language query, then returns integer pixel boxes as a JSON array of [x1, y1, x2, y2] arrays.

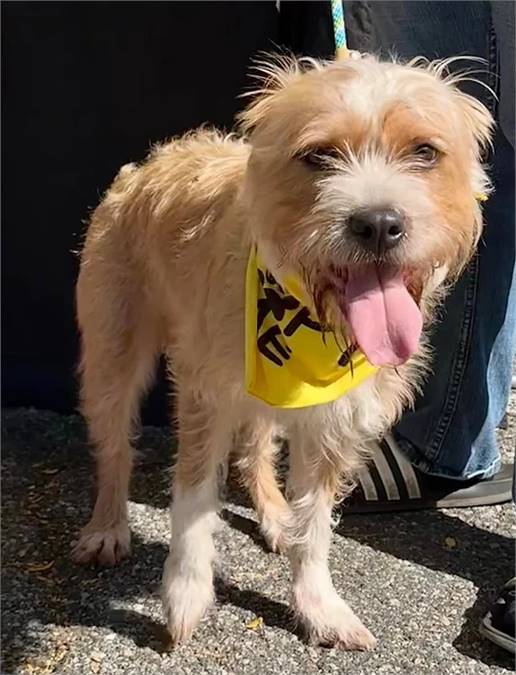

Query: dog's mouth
[[323, 264, 423, 367]]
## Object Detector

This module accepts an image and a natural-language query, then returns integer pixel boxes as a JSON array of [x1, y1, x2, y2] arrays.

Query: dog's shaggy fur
[[73, 55, 493, 649]]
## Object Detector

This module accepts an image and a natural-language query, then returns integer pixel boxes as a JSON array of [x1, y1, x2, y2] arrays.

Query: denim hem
[[395, 433, 502, 481]]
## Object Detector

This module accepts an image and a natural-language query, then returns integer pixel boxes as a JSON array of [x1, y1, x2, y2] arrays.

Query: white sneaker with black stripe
[[344, 434, 513, 513]]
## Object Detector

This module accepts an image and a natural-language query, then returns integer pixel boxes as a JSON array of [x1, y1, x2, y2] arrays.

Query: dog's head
[[239, 55, 493, 367]]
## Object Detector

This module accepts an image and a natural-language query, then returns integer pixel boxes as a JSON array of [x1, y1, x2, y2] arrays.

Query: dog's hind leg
[[72, 253, 159, 566], [235, 419, 291, 553], [162, 389, 232, 644]]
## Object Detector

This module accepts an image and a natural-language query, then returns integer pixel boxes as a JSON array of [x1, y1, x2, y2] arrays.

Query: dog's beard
[[303, 262, 425, 367]]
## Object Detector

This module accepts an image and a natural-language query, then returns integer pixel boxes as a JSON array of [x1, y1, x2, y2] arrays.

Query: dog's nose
[[349, 208, 405, 255]]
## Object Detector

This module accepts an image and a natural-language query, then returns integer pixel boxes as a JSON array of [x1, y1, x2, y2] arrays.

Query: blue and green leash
[[331, 0, 349, 60]]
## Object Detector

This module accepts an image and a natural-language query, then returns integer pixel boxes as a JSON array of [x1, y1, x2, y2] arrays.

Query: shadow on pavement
[[1, 411, 294, 673], [337, 509, 514, 670], [2, 409, 513, 672]]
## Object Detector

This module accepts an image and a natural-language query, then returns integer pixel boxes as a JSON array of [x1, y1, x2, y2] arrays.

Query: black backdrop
[[2, 1, 336, 424]]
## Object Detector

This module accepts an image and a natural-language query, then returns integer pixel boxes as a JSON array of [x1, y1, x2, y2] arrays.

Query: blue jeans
[[346, 1, 516, 479]]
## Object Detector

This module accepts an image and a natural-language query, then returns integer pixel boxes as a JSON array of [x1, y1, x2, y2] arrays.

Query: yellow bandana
[[245, 248, 378, 408]]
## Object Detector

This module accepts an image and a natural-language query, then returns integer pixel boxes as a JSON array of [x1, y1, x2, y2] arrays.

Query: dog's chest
[[275, 368, 413, 443]]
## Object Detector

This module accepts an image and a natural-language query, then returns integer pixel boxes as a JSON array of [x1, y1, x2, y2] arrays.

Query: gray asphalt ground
[[2, 391, 515, 675]]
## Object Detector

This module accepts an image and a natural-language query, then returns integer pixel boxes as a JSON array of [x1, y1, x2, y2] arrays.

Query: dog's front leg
[[286, 429, 377, 650], [162, 391, 231, 644]]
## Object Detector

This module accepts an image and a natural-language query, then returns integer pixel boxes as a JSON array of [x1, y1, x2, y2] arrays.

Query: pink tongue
[[342, 266, 423, 366]]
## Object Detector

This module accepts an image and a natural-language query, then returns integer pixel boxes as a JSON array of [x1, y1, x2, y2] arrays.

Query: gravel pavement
[[2, 392, 515, 675]]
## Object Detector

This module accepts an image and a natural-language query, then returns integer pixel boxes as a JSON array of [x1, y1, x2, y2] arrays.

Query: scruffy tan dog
[[74, 55, 492, 650]]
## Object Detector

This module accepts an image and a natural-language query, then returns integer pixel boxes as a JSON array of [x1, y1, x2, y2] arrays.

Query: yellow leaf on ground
[[246, 616, 264, 631]]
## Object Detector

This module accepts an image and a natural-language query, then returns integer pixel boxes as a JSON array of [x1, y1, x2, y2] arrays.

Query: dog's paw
[[293, 590, 376, 651], [162, 553, 214, 645], [72, 521, 130, 566]]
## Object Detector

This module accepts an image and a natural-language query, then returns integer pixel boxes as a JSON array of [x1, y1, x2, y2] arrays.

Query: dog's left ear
[[454, 91, 495, 158], [453, 90, 495, 202]]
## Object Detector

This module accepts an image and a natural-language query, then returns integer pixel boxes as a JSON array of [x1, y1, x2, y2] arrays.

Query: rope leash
[[331, 0, 349, 60]]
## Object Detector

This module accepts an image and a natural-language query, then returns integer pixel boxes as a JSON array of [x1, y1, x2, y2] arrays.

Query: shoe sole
[[480, 615, 516, 654], [344, 488, 513, 514]]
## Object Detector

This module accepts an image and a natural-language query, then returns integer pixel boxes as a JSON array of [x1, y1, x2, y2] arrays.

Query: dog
[[73, 54, 493, 650]]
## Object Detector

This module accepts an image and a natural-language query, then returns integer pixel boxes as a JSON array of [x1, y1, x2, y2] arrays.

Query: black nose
[[348, 208, 406, 255]]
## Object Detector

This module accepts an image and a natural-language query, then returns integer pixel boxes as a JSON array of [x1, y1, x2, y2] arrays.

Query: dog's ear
[[454, 90, 494, 158], [453, 90, 494, 201], [420, 57, 495, 158], [237, 54, 318, 136], [237, 90, 277, 137]]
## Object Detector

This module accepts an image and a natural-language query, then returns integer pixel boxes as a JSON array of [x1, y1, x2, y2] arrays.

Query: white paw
[[72, 520, 130, 566], [162, 553, 214, 644], [292, 586, 376, 650]]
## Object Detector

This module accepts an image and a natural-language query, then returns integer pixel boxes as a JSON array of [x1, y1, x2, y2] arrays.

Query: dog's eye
[[297, 147, 343, 171], [412, 144, 439, 165]]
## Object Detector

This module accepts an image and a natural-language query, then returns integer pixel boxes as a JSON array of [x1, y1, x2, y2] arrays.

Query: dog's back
[[81, 129, 250, 273], [77, 128, 251, 379]]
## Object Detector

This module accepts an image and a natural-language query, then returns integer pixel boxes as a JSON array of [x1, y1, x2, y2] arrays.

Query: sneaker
[[480, 578, 516, 654], [344, 434, 513, 513]]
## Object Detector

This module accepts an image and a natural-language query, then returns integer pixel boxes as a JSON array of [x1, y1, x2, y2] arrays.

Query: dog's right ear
[[237, 54, 317, 136], [237, 89, 277, 136]]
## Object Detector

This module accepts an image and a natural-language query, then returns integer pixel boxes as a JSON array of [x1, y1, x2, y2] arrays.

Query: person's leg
[[396, 128, 515, 480], [341, 1, 515, 507]]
